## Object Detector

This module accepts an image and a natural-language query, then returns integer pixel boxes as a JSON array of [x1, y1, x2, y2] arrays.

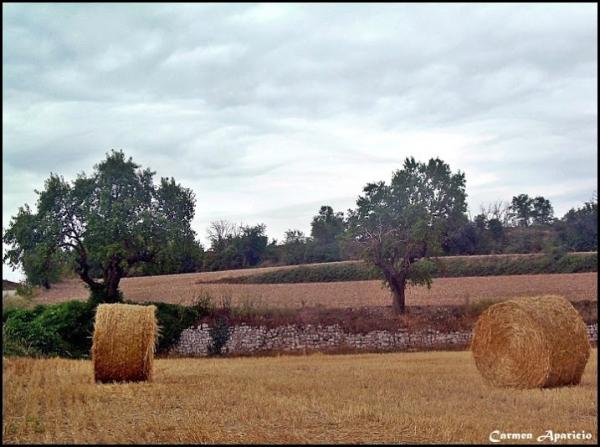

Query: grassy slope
[[3, 350, 596, 444], [210, 252, 598, 284]]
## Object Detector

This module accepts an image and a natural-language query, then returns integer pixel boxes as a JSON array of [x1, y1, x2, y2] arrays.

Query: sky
[[2, 3, 598, 282]]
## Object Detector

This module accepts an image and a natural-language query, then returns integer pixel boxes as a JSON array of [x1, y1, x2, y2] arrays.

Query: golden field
[[33, 271, 597, 309], [2, 350, 597, 444]]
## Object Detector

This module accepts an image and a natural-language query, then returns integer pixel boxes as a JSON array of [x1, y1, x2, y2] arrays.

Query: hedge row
[[2, 299, 212, 359], [214, 252, 597, 284]]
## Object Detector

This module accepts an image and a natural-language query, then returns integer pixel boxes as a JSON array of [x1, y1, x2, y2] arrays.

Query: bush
[[137, 297, 213, 353], [2, 326, 41, 357], [213, 253, 597, 284], [3, 301, 95, 358], [3, 294, 214, 358], [15, 283, 36, 299]]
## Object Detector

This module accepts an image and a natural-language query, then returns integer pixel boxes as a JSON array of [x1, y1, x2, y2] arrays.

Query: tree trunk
[[103, 266, 123, 303], [382, 268, 407, 314]]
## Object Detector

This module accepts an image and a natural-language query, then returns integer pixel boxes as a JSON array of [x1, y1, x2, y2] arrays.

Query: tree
[[207, 220, 240, 251], [486, 217, 506, 252], [478, 200, 511, 227], [134, 233, 204, 276], [281, 229, 308, 265], [470, 210, 506, 254], [3, 150, 197, 304], [306, 205, 346, 262], [310, 206, 345, 244], [2, 205, 66, 289], [557, 195, 597, 251], [509, 194, 534, 227], [442, 215, 478, 255], [531, 196, 554, 225], [347, 157, 467, 314], [509, 194, 554, 227], [237, 224, 268, 267], [204, 221, 268, 270]]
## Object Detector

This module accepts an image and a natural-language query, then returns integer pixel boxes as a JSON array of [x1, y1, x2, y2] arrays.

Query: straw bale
[[471, 295, 590, 388], [92, 303, 157, 383]]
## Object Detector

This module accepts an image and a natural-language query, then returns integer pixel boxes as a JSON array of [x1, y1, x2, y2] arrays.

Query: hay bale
[[92, 303, 157, 383], [471, 295, 590, 389]]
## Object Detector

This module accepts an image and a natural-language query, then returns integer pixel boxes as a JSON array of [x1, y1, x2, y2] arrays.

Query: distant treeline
[[207, 252, 598, 284], [128, 193, 598, 276]]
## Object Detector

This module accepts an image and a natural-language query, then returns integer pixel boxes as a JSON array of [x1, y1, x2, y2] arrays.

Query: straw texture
[[471, 295, 590, 389], [92, 303, 157, 383]]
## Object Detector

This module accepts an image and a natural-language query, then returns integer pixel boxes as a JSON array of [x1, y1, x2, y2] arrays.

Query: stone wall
[[171, 323, 598, 357]]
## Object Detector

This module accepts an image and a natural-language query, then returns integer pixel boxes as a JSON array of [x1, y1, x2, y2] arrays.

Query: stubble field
[[2, 350, 596, 444], [34, 271, 597, 309]]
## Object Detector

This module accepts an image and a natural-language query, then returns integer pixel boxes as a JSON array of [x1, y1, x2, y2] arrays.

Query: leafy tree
[[284, 229, 307, 244], [238, 224, 268, 267], [204, 221, 268, 270], [531, 196, 554, 225], [134, 233, 204, 276], [306, 205, 346, 262], [281, 229, 308, 265], [2, 205, 67, 289], [441, 216, 478, 255], [346, 157, 467, 314], [557, 196, 598, 251], [509, 194, 554, 227], [509, 194, 534, 227], [3, 150, 197, 304], [310, 206, 345, 244], [470, 212, 506, 254], [487, 217, 506, 252]]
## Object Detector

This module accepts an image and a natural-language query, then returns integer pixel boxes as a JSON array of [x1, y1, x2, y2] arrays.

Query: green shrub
[[3, 294, 214, 358], [15, 283, 36, 299], [3, 301, 95, 358], [215, 253, 597, 284], [137, 299, 212, 353], [2, 326, 41, 357]]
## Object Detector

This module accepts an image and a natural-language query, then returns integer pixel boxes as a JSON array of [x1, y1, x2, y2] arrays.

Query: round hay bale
[[471, 295, 590, 389], [92, 303, 157, 383]]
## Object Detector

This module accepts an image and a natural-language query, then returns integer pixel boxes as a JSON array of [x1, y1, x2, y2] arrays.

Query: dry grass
[[34, 272, 597, 309], [2, 350, 596, 444], [92, 304, 157, 383], [472, 295, 591, 389]]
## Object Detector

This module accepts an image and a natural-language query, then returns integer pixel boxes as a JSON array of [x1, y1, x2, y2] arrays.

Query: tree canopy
[[557, 195, 597, 251], [509, 194, 554, 227], [311, 206, 345, 244], [203, 220, 268, 270], [3, 150, 198, 303], [346, 157, 467, 313]]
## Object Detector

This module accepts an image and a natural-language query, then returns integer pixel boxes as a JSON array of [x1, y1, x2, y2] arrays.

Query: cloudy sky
[[2, 3, 597, 281]]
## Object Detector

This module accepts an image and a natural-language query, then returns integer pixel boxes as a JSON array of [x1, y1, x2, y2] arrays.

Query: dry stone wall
[[171, 323, 598, 357]]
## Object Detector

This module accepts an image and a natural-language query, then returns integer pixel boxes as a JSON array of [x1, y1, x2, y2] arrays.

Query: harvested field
[[3, 350, 596, 444], [34, 272, 597, 309]]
